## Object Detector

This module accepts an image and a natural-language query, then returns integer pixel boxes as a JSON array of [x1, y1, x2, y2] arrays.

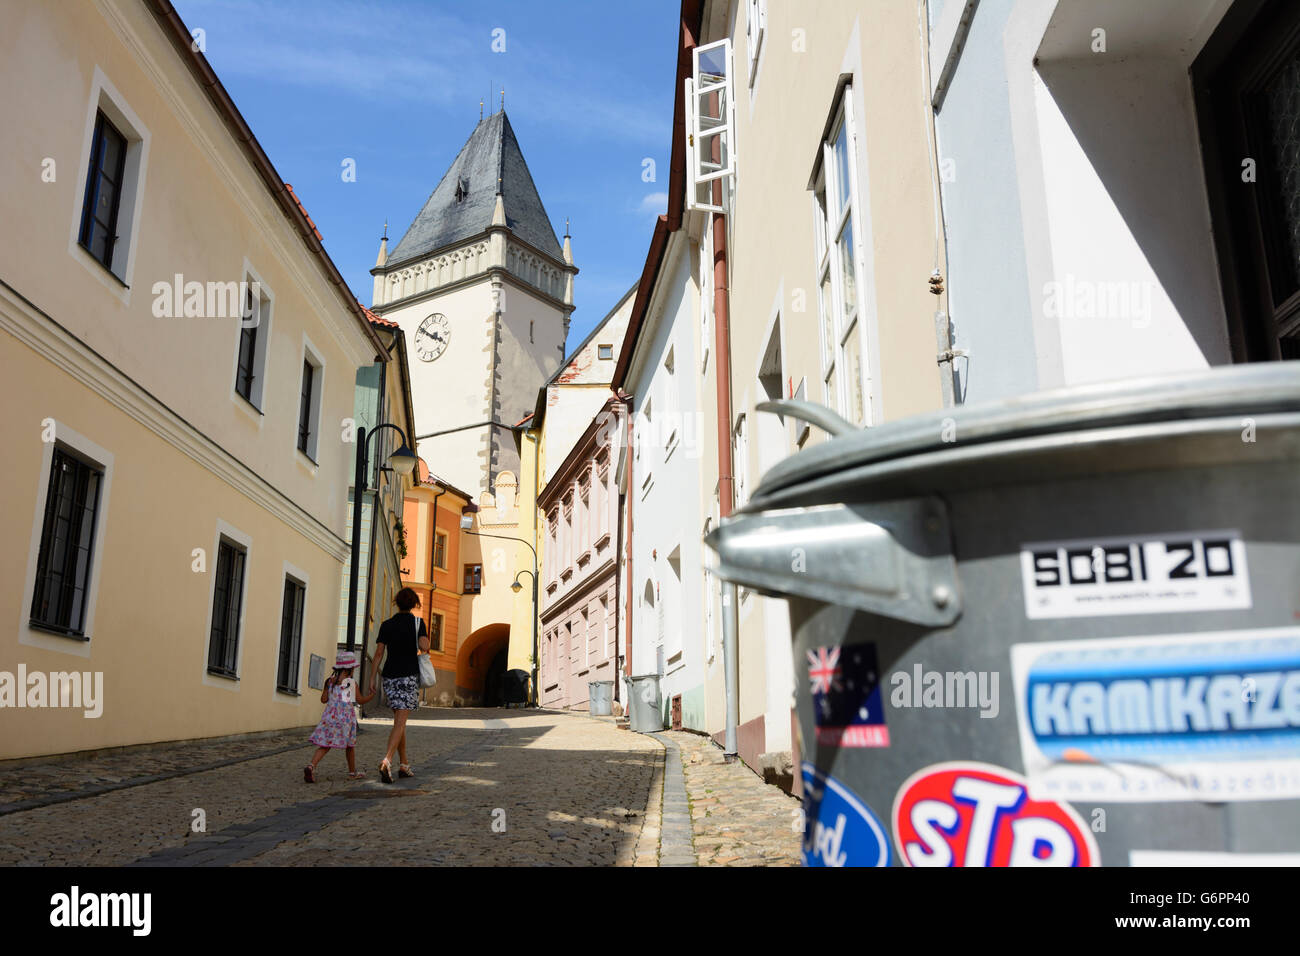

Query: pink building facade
[[538, 399, 625, 711]]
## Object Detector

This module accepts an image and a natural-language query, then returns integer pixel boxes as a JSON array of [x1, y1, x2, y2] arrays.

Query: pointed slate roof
[[387, 111, 563, 267]]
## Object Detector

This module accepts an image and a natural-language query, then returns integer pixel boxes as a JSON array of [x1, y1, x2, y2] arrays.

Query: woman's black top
[[377, 613, 426, 679]]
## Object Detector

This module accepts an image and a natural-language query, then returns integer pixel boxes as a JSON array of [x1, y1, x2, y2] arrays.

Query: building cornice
[[0, 277, 350, 561], [540, 555, 618, 622]]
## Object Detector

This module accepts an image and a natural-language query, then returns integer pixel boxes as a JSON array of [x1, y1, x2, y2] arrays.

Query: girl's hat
[[335, 651, 359, 669]]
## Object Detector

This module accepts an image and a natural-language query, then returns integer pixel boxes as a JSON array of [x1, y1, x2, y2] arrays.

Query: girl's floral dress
[[309, 676, 358, 749]]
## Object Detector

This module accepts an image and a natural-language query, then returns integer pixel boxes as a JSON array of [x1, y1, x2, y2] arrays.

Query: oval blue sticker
[[801, 762, 890, 867]]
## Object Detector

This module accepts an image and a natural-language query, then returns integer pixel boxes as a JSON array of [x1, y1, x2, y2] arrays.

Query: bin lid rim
[[753, 364, 1300, 497]]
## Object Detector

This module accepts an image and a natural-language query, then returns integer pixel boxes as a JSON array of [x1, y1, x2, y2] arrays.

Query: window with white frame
[[235, 276, 273, 411], [746, 0, 767, 89], [662, 347, 677, 453], [685, 38, 736, 214], [813, 87, 870, 425], [297, 340, 324, 461], [732, 413, 749, 509], [434, 530, 448, 571], [699, 227, 713, 371], [702, 517, 716, 662]]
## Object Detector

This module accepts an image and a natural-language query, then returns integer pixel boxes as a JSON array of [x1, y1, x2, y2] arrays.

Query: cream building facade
[[0, 0, 387, 759]]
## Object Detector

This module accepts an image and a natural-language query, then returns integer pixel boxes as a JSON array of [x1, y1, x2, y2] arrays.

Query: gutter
[[145, 0, 388, 362]]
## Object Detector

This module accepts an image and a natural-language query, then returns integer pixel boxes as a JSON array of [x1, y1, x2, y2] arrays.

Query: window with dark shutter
[[297, 360, 315, 454], [78, 111, 128, 271], [236, 285, 258, 402], [277, 577, 305, 692], [30, 449, 103, 637], [207, 539, 246, 677]]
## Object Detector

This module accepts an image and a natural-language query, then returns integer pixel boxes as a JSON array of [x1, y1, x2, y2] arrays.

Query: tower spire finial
[[500, 86, 505, 113], [479, 98, 483, 121]]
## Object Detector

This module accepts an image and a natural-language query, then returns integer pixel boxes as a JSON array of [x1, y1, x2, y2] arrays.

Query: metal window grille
[[30, 448, 103, 636]]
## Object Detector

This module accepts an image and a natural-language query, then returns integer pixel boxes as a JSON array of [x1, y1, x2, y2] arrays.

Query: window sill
[[576, 549, 592, 566], [296, 448, 318, 473], [206, 668, 240, 681], [76, 241, 129, 289], [232, 393, 265, 425], [594, 532, 611, 550], [27, 620, 90, 641], [560, 569, 574, 583], [275, 687, 301, 697]]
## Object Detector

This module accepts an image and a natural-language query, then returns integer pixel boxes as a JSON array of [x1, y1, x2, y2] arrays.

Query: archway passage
[[483, 648, 508, 707], [456, 623, 511, 706]]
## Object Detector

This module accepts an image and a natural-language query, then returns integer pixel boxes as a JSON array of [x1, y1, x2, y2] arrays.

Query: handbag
[[415, 615, 437, 688]]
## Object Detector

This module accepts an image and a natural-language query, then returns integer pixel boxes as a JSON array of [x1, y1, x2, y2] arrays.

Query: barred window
[[277, 577, 305, 692], [207, 539, 246, 677], [30, 448, 103, 637]]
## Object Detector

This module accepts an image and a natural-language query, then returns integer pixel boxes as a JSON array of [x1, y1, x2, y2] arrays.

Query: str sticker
[[800, 763, 890, 867], [1010, 628, 1300, 802], [807, 644, 889, 747], [892, 761, 1099, 867], [1020, 531, 1250, 619]]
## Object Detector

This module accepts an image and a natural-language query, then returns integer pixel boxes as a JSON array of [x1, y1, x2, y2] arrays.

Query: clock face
[[415, 313, 450, 362]]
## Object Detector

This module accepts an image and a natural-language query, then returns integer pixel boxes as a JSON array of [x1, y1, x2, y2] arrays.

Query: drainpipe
[[524, 425, 541, 707], [611, 398, 630, 705], [712, 207, 740, 763], [622, 395, 636, 707]]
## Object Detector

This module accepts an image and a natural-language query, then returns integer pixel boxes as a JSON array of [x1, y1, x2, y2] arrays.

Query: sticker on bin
[[800, 763, 890, 867], [892, 762, 1099, 866], [807, 644, 889, 747], [1020, 531, 1250, 619], [1010, 627, 1300, 803]]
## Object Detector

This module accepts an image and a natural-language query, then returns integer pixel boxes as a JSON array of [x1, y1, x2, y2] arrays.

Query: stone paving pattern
[[0, 710, 801, 866]]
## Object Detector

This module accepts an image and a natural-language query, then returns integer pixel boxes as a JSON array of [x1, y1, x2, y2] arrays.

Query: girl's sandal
[[398, 764, 415, 778], [348, 771, 366, 780], [379, 760, 393, 784], [304, 765, 316, 783]]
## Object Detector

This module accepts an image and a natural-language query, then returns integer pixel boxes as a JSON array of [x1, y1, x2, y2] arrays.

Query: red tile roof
[[283, 183, 322, 241], [361, 303, 400, 330]]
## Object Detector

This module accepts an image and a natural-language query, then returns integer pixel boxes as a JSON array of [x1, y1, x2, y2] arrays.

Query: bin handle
[[756, 399, 860, 437]]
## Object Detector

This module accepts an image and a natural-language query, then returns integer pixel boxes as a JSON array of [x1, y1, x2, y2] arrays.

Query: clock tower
[[370, 110, 576, 496]]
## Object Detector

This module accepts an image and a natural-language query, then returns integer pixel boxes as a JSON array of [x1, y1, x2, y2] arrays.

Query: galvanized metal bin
[[588, 680, 614, 717], [707, 365, 1300, 867], [628, 674, 664, 733]]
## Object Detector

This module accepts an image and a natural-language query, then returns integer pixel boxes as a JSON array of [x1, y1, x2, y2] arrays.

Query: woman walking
[[369, 587, 429, 783]]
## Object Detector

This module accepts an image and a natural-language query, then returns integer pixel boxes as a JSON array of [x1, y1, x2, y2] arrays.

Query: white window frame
[[685, 38, 737, 214], [732, 413, 749, 509], [662, 347, 678, 456], [296, 333, 325, 465], [273, 560, 310, 701], [813, 88, 872, 426], [699, 227, 713, 372], [746, 0, 768, 90], [202, 519, 253, 690], [69, 66, 151, 297], [231, 259, 274, 420], [19, 421, 115, 658]]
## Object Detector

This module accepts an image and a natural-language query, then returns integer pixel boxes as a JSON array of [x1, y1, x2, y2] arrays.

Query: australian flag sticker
[[808, 643, 889, 748]]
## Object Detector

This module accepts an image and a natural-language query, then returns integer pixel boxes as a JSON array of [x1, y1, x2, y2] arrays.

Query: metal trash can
[[628, 674, 664, 733], [707, 365, 1300, 867], [589, 680, 615, 716]]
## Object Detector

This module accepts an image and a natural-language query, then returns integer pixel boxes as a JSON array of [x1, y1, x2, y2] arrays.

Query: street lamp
[[463, 524, 539, 707], [346, 422, 417, 652]]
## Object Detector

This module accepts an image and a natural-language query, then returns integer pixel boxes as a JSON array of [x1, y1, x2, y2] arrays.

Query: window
[[685, 38, 737, 213], [1196, 0, 1300, 359], [746, 0, 767, 88], [434, 531, 448, 571], [277, 577, 305, 692], [577, 479, 590, 560], [234, 276, 272, 409], [297, 361, 315, 454], [78, 111, 127, 272], [463, 564, 482, 594], [30, 448, 104, 637], [732, 413, 749, 509], [296, 340, 324, 460], [208, 539, 247, 677], [598, 344, 614, 360], [429, 612, 444, 653], [585, 606, 597, 664], [813, 88, 870, 424], [699, 227, 713, 370]]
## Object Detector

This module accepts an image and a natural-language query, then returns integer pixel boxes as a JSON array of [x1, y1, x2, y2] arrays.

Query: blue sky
[[174, 0, 677, 346]]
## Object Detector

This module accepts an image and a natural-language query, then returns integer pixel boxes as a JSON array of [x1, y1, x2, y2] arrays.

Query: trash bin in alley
[[503, 669, 530, 706], [589, 680, 615, 716], [628, 674, 664, 733], [706, 364, 1300, 867]]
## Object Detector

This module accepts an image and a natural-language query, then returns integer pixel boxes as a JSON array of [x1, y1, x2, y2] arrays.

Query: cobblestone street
[[0, 710, 800, 867]]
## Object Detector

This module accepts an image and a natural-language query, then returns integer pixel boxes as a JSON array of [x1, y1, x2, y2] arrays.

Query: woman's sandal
[[379, 760, 393, 784], [398, 764, 415, 778], [304, 765, 316, 783]]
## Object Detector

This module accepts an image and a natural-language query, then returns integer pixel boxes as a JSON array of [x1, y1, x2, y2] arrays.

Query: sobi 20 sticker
[[892, 762, 1099, 867]]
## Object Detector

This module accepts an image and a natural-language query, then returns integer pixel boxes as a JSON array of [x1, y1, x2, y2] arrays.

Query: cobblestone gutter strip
[[648, 733, 696, 867], [0, 735, 311, 819], [630, 738, 665, 866], [130, 727, 507, 867]]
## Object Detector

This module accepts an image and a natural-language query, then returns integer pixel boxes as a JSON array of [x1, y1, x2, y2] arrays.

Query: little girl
[[304, 651, 375, 782]]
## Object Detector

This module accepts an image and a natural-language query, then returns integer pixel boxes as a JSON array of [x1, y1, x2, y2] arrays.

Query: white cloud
[[638, 192, 668, 214]]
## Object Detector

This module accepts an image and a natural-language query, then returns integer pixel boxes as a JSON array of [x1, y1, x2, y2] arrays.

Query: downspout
[[611, 398, 629, 705], [712, 207, 740, 762], [524, 425, 541, 707], [622, 395, 636, 705]]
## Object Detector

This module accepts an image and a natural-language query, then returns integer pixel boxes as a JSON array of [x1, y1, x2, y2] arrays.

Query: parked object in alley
[[707, 364, 1300, 866], [589, 681, 615, 716], [628, 675, 665, 733]]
